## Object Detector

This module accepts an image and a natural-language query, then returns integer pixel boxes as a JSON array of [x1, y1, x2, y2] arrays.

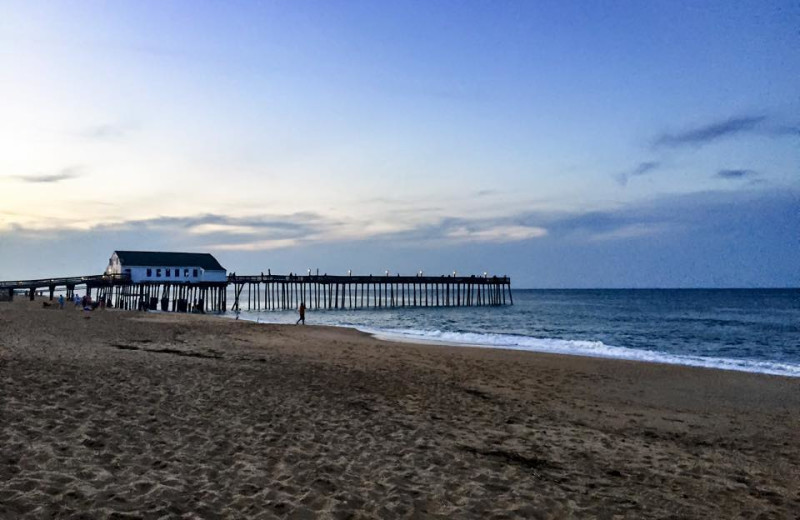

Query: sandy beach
[[1, 300, 799, 519]]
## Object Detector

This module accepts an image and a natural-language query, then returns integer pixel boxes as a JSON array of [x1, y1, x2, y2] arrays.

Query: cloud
[[539, 210, 672, 242], [82, 122, 138, 140], [616, 161, 660, 186], [588, 223, 671, 242], [189, 223, 262, 235], [1, 188, 798, 287], [211, 238, 301, 251], [716, 169, 757, 180], [654, 116, 766, 148], [536, 187, 800, 248], [631, 161, 660, 176], [0, 209, 551, 252], [445, 225, 547, 243], [2, 188, 796, 259], [10, 167, 82, 184]]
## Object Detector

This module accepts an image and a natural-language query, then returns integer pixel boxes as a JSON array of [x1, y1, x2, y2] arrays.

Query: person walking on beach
[[58, 294, 65, 309], [296, 302, 306, 325]]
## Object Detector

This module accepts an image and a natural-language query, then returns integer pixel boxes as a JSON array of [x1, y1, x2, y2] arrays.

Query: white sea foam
[[362, 327, 800, 378]]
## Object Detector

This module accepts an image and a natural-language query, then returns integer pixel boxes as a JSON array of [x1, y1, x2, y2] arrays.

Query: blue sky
[[0, 1, 798, 287]]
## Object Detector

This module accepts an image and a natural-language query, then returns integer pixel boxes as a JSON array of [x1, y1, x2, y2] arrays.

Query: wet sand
[[1, 300, 799, 518]]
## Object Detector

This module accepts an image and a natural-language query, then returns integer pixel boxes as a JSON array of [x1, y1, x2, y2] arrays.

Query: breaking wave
[[362, 327, 800, 378]]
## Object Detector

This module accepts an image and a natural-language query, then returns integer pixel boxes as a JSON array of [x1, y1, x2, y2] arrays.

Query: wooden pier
[[0, 272, 512, 312], [228, 274, 512, 311], [0, 274, 127, 303], [0, 274, 228, 313]]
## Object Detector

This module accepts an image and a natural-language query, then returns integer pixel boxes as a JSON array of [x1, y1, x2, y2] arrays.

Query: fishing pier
[[0, 273, 512, 312], [1, 250, 511, 312]]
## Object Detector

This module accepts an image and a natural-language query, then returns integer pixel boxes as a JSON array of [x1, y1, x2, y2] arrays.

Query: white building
[[105, 251, 227, 284]]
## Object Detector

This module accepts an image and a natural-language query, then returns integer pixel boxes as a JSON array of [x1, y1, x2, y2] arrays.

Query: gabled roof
[[114, 251, 226, 271]]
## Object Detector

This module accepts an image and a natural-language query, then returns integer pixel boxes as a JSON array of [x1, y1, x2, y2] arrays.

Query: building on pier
[[99, 251, 228, 312], [104, 251, 227, 283]]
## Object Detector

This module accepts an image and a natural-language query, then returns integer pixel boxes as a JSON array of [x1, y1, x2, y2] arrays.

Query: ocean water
[[228, 289, 800, 377]]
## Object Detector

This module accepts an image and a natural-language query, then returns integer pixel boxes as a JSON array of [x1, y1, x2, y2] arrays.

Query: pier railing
[[0, 273, 129, 289]]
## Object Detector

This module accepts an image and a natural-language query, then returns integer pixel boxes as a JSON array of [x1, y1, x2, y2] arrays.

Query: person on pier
[[296, 302, 306, 325]]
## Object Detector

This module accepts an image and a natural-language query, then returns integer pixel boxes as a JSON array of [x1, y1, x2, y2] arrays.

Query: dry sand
[[1, 300, 799, 519]]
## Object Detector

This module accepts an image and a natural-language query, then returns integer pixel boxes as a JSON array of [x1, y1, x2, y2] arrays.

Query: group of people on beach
[[50, 293, 106, 311]]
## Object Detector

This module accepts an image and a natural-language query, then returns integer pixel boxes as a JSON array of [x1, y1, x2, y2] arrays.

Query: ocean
[[229, 288, 800, 377]]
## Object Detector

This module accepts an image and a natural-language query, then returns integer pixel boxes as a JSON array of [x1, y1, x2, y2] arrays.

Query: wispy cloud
[[632, 161, 660, 176], [10, 166, 82, 184], [212, 238, 301, 251], [4, 187, 798, 257], [616, 161, 660, 186], [588, 223, 671, 242], [82, 122, 138, 140], [654, 116, 766, 148], [445, 224, 547, 243], [0, 209, 551, 251], [2, 189, 797, 286], [538, 209, 671, 243], [716, 169, 757, 180]]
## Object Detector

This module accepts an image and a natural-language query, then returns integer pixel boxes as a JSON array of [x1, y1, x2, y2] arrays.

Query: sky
[[0, 0, 798, 287]]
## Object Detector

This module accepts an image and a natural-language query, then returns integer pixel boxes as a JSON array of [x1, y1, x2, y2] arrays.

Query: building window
[[175, 270, 179, 278], [193, 269, 198, 277], [166, 269, 171, 277], [147, 268, 152, 277], [156, 269, 161, 277], [184, 268, 189, 277]]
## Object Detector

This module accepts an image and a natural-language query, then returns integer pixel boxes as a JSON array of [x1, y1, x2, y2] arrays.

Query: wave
[[224, 311, 800, 378], [361, 327, 800, 378]]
